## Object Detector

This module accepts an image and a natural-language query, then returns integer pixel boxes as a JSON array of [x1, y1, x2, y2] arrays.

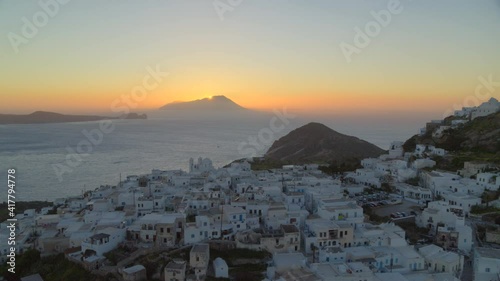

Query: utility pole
[[219, 205, 224, 251], [281, 173, 285, 193], [390, 253, 393, 272], [220, 205, 224, 240]]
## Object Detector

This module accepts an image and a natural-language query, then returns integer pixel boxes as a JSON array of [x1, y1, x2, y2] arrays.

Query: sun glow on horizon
[[1, 1, 499, 116]]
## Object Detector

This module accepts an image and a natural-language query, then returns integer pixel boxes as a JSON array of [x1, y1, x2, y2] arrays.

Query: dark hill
[[264, 122, 386, 164]]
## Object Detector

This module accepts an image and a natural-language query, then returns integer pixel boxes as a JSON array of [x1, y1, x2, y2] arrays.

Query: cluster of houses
[[418, 98, 500, 137], [1, 109, 500, 280], [453, 97, 500, 120]]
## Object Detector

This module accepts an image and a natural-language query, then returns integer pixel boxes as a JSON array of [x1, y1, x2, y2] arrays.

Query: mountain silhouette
[[160, 95, 246, 111]]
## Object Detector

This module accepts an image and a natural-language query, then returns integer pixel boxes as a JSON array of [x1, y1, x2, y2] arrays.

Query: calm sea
[[0, 111, 423, 201]]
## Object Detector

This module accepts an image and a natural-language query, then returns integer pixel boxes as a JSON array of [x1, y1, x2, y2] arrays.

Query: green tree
[[481, 190, 498, 207]]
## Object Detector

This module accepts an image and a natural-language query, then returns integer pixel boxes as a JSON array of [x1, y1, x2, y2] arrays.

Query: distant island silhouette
[[0, 111, 147, 124], [160, 95, 247, 111]]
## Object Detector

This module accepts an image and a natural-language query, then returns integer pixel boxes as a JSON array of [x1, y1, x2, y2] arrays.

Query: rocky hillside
[[264, 122, 386, 165], [403, 112, 500, 170], [404, 112, 500, 154]]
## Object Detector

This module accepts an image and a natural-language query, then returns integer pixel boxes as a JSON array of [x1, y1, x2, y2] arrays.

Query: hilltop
[[264, 122, 386, 165]]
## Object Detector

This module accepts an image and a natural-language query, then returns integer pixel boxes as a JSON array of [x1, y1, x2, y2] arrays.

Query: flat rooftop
[[475, 247, 500, 259], [191, 244, 209, 253], [166, 260, 186, 270], [281, 224, 299, 233]]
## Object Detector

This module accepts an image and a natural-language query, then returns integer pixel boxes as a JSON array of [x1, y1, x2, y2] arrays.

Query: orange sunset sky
[[1, 1, 499, 117]]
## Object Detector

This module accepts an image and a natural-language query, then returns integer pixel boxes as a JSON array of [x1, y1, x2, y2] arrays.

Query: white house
[[471, 97, 500, 119], [184, 216, 210, 245], [418, 244, 463, 274], [458, 162, 492, 178], [81, 227, 126, 257], [304, 218, 354, 252], [353, 223, 407, 248], [412, 159, 436, 170], [164, 260, 186, 281], [190, 244, 210, 279], [473, 247, 500, 281], [417, 201, 465, 231], [476, 172, 500, 190], [395, 183, 432, 204], [121, 265, 146, 281], [221, 205, 246, 232], [318, 246, 347, 264], [316, 199, 364, 226]]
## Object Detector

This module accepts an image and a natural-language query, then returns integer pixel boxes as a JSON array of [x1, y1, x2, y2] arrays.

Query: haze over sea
[[0, 111, 424, 201]]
